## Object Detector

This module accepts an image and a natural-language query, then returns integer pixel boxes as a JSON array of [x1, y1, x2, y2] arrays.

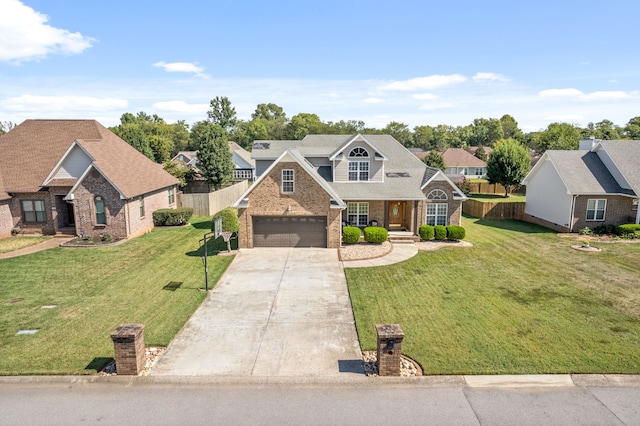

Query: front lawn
[[346, 216, 640, 374], [0, 236, 51, 254], [470, 193, 526, 203], [0, 217, 234, 375]]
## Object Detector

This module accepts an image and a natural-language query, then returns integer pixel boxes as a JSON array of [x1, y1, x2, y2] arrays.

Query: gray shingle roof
[[547, 150, 634, 195], [596, 140, 640, 195]]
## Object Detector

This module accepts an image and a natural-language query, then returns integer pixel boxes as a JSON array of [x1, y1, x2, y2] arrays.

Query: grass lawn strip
[[346, 216, 640, 375], [470, 193, 526, 203], [0, 217, 234, 375], [0, 236, 51, 254]]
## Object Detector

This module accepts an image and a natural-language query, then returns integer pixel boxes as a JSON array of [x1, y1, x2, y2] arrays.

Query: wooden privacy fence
[[178, 180, 248, 216], [468, 182, 525, 195], [463, 199, 526, 220]]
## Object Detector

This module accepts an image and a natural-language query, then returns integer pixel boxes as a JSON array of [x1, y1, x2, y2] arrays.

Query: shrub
[[617, 224, 640, 238], [363, 226, 388, 244], [211, 207, 239, 233], [593, 224, 616, 235], [578, 226, 593, 236], [342, 226, 361, 244], [101, 233, 114, 243], [434, 225, 447, 241], [153, 207, 193, 226], [446, 225, 466, 241], [419, 224, 434, 241]]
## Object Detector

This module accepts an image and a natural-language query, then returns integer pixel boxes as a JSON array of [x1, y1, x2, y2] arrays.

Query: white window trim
[[282, 169, 295, 193], [426, 203, 448, 226], [427, 189, 448, 200], [348, 160, 370, 181], [347, 202, 369, 227], [586, 199, 606, 221]]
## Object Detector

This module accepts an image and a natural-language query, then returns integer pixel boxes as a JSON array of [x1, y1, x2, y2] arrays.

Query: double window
[[282, 169, 294, 193], [347, 202, 369, 227], [426, 203, 448, 226], [586, 199, 606, 221], [348, 147, 370, 181], [22, 200, 45, 223]]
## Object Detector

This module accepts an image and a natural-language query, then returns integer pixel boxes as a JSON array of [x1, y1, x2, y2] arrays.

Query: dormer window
[[348, 147, 370, 181], [427, 189, 448, 200]]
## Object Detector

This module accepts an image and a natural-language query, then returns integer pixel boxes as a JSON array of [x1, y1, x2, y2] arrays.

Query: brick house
[[522, 138, 640, 232], [0, 120, 179, 240], [232, 134, 467, 248]]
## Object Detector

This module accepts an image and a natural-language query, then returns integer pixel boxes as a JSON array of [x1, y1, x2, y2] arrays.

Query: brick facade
[[572, 195, 636, 231], [0, 200, 13, 238], [238, 162, 342, 248], [422, 181, 463, 226]]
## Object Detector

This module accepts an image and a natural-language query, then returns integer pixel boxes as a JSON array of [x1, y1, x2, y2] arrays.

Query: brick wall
[[572, 195, 636, 231], [125, 187, 176, 239], [8, 193, 55, 235], [422, 181, 463, 226], [73, 171, 127, 239], [238, 162, 338, 248], [0, 200, 13, 238]]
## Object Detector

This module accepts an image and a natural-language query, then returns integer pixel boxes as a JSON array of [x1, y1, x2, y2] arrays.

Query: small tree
[[423, 151, 446, 171], [197, 124, 234, 190], [474, 146, 487, 162], [486, 139, 530, 197]]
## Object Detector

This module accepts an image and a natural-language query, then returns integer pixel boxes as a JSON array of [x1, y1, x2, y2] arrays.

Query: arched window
[[427, 189, 448, 200], [348, 147, 369, 158], [94, 196, 106, 225]]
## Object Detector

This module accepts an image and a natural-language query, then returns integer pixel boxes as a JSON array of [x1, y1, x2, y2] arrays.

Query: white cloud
[[0, 0, 94, 63], [379, 74, 467, 91], [544, 114, 584, 122], [3, 95, 127, 111], [582, 91, 632, 101], [472, 72, 510, 82], [153, 61, 206, 76], [411, 93, 438, 100], [152, 100, 208, 114], [538, 88, 584, 98], [364, 97, 384, 104]]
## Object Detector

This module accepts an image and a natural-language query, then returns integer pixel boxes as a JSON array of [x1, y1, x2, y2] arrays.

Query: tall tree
[[285, 113, 325, 139], [422, 150, 446, 171], [623, 116, 640, 139], [486, 139, 530, 197], [474, 145, 488, 161], [207, 96, 237, 134], [111, 122, 154, 160], [499, 114, 524, 142], [413, 125, 435, 150], [251, 103, 286, 121], [197, 124, 234, 190], [469, 118, 504, 147], [234, 119, 269, 150], [528, 122, 581, 153], [383, 121, 414, 147], [325, 120, 365, 134]]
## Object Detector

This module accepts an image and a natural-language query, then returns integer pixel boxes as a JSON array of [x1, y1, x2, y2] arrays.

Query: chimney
[[579, 135, 599, 151]]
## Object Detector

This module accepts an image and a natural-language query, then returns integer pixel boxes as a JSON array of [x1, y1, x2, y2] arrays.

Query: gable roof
[[232, 148, 346, 209], [0, 174, 10, 201], [228, 141, 255, 169], [0, 119, 178, 199], [593, 140, 640, 195], [443, 148, 487, 168], [328, 134, 389, 161], [522, 150, 634, 196]]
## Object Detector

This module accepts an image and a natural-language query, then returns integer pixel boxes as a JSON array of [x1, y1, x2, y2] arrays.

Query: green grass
[[470, 193, 526, 203], [0, 236, 51, 254], [346, 216, 640, 374], [0, 217, 235, 375]]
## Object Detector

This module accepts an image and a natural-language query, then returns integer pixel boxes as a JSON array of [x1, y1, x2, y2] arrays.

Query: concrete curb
[[2, 374, 640, 388]]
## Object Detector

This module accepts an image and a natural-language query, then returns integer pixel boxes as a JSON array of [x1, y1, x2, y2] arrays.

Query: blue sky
[[1, 0, 639, 132]]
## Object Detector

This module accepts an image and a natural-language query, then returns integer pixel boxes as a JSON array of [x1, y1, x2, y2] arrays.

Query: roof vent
[[253, 142, 270, 150], [386, 172, 411, 178]]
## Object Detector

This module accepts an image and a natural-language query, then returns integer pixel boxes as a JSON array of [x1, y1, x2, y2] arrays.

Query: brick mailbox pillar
[[376, 324, 405, 376], [110, 324, 145, 375]]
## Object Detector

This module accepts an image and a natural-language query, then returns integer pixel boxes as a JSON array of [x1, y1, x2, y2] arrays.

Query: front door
[[66, 202, 75, 225], [388, 201, 406, 228]]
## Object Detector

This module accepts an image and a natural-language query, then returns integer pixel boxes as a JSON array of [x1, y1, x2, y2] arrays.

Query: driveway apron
[[152, 248, 363, 376]]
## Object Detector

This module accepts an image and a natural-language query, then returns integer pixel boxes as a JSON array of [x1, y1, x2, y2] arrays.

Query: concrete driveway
[[152, 248, 363, 377]]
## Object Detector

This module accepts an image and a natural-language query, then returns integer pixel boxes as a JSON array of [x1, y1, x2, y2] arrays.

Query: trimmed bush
[[446, 225, 466, 241], [342, 226, 361, 244], [434, 225, 447, 241], [419, 224, 434, 241], [153, 207, 193, 226], [617, 224, 640, 238], [593, 224, 616, 235], [211, 207, 240, 233], [363, 226, 388, 244]]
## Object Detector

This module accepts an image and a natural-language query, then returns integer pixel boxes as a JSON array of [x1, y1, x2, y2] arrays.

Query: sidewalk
[[342, 243, 418, 268], [0, 237, 73, 260]]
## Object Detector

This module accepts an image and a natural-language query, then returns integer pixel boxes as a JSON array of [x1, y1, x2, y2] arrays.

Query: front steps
[[388, 231, 419, 244]]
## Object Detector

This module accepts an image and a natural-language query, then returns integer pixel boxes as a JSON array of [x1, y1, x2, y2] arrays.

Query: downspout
[[635, 199, 640, 224], [569, 195, 577, 233], [413, 200, 418, 235]]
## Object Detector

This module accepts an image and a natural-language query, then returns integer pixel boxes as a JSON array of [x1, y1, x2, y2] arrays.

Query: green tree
[[285, 113, 325, 139], [528, 122, 581, 153], [469, 118, 504, 147], [207, 96, 237, 134], [234, 119, 269, 150], [383, 121, 414, 147], [486, 139, 530, 197], [251, 103, 286, 121], [623, 116, 640, 139], [412, 125, 435, 150], [163, 160, 195, 188], [111, 122, 154, 160], [189, 120, 213, 151], [588, 119, 622, 140], [422, 151, 446, 171], [474, 145, 488, 161], [499, 114, 524, 142], [325, 120, 365, 134], [197, 124, 234, 190], [149, 135, 174, 163], [0, 121, 16, 136]]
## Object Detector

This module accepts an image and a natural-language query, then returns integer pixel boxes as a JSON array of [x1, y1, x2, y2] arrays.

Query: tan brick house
[[233, 134, 467, 248], [522, 138, 640, 232], [0, 120, 179, 240]]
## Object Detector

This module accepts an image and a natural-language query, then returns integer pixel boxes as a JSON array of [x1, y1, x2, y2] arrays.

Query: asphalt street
[[1, 380, 639, 425]]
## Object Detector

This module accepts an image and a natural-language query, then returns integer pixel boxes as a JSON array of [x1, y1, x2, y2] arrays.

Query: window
[[427, 189, 448, 200], [94, 196, 106, 225], [347, 202, 369, 227], [168, 188, 175, 205], [139, 196, 145, 217], [348, 161, 369, 181], [348, 147, 369, 158], [282, 169, 294, 193], [461, 168, 468, 175], [426, 203, 448, 226], [235, 169, 252, 180], [22, 200, 45, 223], [475, 168, 484, 176], [586, 199, 606, 221]]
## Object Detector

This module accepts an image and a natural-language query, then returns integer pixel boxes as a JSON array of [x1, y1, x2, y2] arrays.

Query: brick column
[[110, 324, 145, 375], [376, 324, 404, 376]]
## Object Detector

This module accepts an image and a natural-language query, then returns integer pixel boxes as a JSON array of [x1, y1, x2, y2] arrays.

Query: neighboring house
[[171, 142, 256, 182], [232, 134, 467, 248], [0, 119, 179, 240], [522, 138, 640, 232], [442, 148, 487, 178], [466, 146, 492, 158]]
